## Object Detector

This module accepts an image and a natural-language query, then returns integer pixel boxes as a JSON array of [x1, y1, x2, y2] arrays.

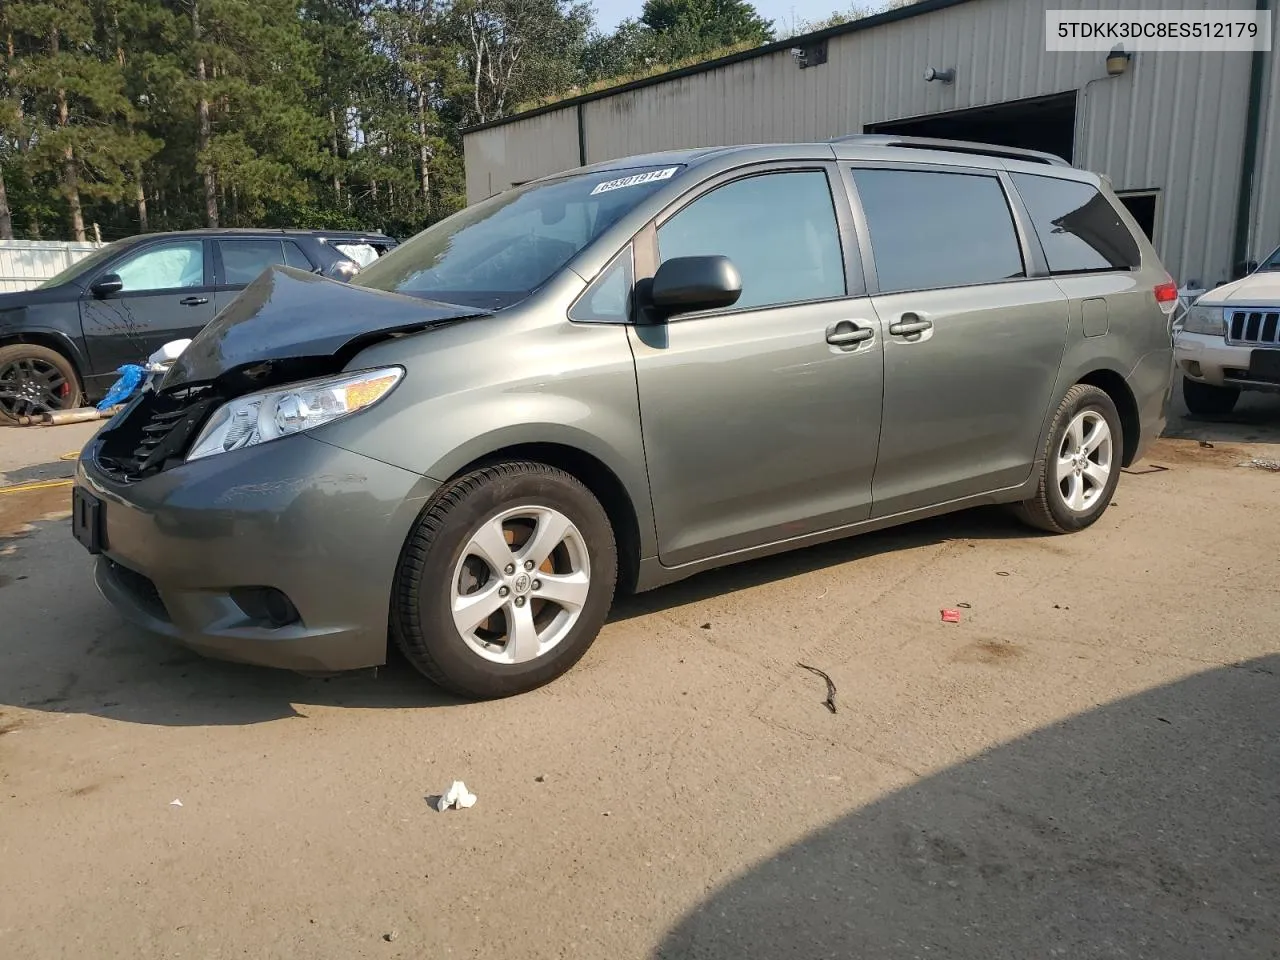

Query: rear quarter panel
[[1002, 164, 1174, 467], [1045, 268, 1173, 464]]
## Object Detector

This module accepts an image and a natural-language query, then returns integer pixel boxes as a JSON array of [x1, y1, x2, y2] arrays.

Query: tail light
[[1154, 278, 1179, 329]]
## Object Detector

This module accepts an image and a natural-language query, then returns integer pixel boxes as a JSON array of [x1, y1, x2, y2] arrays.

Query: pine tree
[[639, 0, 774, 63], [0, 0, 781, 239]]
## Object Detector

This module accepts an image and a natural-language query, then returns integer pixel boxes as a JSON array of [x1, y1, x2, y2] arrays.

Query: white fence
[[0, 240, 105, 292]]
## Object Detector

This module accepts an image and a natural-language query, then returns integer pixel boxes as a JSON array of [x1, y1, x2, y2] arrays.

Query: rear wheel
[[392, 461, 617, 699], [1015, 384, 1123, 534], [1182, 376, 1239, 417], [0, 344, 82, 426]]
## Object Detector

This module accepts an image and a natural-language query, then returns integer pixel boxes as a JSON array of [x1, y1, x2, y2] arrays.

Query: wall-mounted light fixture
[[791, 39, 829, 69], [923, 67, 955, 84], [1105, 44, 1132, 76]]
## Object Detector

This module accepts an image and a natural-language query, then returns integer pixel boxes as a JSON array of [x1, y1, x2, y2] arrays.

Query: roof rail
[[828, 134, 1071, 167]]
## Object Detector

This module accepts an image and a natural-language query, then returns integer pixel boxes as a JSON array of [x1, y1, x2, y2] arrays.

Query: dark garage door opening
[[1117, 191, 1158, 241], [866, 92, 1077, 164]]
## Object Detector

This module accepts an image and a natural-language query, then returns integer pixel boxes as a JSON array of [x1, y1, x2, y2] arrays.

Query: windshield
[[36, 240, 127, 289], [1260, 245, 1280, 271], [352, 164, 683, 309]]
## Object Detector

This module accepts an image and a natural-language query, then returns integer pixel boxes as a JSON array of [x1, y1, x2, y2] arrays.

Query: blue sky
[[592, 0, 855, 35]]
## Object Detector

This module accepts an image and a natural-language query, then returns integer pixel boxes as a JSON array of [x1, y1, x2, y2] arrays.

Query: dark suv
[[0, 228, 398, 424]]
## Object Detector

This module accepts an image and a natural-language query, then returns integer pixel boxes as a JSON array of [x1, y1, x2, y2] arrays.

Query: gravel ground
[[0, 385, 1277, 959]]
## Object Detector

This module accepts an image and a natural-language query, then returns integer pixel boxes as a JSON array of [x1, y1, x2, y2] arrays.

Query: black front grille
[[106, 560, 170, 622], [1229, 310, 1280, 345], [97, 385, 221, 480]]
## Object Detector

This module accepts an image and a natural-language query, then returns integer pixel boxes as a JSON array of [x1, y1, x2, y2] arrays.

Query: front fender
[[0, 311, 93, 384], [314, 313, 658, 561]]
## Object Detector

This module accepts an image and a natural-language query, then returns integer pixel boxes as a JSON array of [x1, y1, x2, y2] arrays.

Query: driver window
[[657, 170, 846, 310], [113, 241, 205, 292]]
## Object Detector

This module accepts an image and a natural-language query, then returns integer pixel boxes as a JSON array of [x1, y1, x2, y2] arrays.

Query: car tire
[[391, 461, 618, 699], [1182, 376, 1239, 417], [1014, 384, 1123, 534], [0, 344, 82, 426]]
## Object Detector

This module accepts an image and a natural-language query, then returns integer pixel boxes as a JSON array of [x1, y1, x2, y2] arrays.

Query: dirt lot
[[1, 387, 1278, 959]]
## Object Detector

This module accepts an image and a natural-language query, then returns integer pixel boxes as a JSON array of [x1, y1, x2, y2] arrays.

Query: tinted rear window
[[220, 240, 295, 284], [853, 169, 1025, 294], [1011, 173, 1140, 274]]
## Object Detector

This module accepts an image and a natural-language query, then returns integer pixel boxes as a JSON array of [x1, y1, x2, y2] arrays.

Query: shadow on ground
[[610, 505, 1035, 621], [1, 503, 1036, 728], [1164, 378, 1280, 445], [655, 655, 1280, 959]]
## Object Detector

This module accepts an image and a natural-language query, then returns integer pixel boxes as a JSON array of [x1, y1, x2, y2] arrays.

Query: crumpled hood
[[161, 265, 488, 389]]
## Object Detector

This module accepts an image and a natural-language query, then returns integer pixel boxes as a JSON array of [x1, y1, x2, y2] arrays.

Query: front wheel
[[0, 344, 82, 426], [1014, 384, 1123, 534], [391, 461, 617, 699], [1182, 376, 1239, 417]]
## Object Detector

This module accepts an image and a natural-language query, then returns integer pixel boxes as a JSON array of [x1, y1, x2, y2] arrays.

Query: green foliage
[[640, 0, 773, 61], [781, 0, 920, 38], [0, 0, 782, 240]]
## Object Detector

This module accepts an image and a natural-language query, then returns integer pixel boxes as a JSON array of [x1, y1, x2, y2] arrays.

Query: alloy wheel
[[0, 357, 73, 418], [1055, 409, 1113, 512], [450, 505, 592, 665]]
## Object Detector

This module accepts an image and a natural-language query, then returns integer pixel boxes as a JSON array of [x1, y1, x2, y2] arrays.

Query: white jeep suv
[[1175, 244, 1280, 415]]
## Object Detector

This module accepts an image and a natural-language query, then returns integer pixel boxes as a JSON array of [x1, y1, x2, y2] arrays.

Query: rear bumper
[[76, 432, 439, 672], [1126, 347, 1174, 464]]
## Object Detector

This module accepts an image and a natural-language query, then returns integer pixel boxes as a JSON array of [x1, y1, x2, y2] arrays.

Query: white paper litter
[[169, 798, 183, 807], [435, 781, 477, 811]]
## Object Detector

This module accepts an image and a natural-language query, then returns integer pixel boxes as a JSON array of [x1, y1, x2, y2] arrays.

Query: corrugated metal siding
[[464, 108, 579, 203], [464, 0, 1265, 284], [0, 241, 103, 292], [1250, 12, 1280, 263]]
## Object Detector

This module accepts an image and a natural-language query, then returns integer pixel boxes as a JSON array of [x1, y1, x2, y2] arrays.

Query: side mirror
[[649, 255, 742, 318], [91, 273, 124, 298]]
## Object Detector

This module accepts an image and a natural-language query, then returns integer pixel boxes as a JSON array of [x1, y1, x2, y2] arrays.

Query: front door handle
[[888, 315, 932, 339], [826, 321, 875, 348], [179, 296, 209, 306]]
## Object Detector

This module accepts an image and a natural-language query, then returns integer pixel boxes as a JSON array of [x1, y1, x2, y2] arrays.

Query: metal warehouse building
[[462, 0, 1278, 288]]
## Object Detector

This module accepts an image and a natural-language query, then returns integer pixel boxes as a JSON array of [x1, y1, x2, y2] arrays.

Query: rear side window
[[1011, 173, 1140, 274], [657, 170, 845, 311], [853, 169, 1025, 294], [220, 239, 305, 285], [283, 240, 313, 270]]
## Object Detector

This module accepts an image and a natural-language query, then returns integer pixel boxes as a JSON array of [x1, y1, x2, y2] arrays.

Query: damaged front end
[[94, 265, 488, 481]]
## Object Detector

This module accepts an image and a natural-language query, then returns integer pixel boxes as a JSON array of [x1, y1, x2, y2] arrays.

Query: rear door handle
[[179, 296, 209, 306], [825, 321, 875, 348], [888, 316, 932, 338]]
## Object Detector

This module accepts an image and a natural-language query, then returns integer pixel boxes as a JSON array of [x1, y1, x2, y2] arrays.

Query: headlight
[[1182, 305, 1226, 336], [186, 366, 403, 462]]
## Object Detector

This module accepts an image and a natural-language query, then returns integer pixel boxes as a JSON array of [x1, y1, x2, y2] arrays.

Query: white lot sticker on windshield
[[589, 167, 678, 195]]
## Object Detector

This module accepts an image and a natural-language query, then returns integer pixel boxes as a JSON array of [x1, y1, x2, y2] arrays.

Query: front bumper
[[77, 431, 439, 672], [1174, 331, 1280, 393]]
